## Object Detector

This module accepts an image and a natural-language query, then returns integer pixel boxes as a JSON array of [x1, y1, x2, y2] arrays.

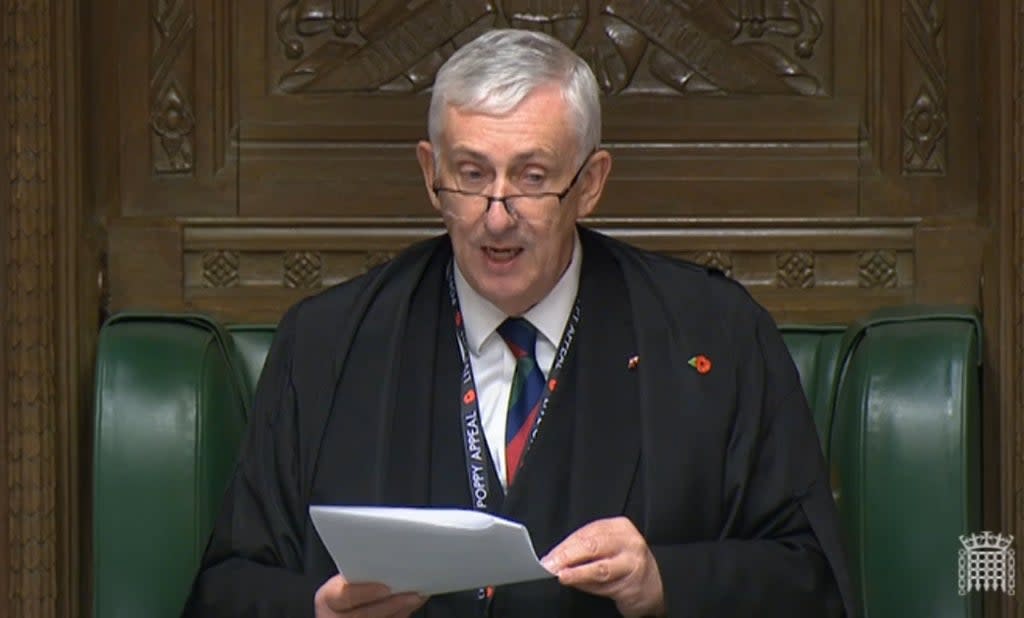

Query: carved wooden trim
[[1010, 0, 1024, 610], [4, 1, 88, 616], [201, 250, 240, 287], [776, 252, 816, 288], [150, 0, 196, 174], [117, 217, 927, 323], [0, 2, 9, 614], [901, 0, 947, 174], [858, 251, 899, 288], [211, 0, 233, 174], [7, 0, 59, 614]]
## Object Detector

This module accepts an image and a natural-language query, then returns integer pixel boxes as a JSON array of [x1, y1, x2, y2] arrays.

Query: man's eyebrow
[[445, 146, 560, 167], [446, 146, 488, 162]]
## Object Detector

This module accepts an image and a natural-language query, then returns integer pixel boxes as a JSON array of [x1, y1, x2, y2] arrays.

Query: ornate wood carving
[[901, 0, 947, 174], [201, 250, 240, 287], [212, 0, 234, 174], [687, 251, 733, 278], [272, 0, 830, 96], [364, 251, 395, 270], [186, 244, 914, 294], [776, 251, 815, 288], [283, 251, 323, 288], [858, 250, 898, 288], [141, 217, 930, 324], [6, 0, 59, 614], [150, 0, 196, 173]]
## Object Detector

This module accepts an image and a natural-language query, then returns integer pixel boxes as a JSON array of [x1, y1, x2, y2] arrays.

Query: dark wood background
[[105, 0, 986, 325], [2, 0, 1023, 615]]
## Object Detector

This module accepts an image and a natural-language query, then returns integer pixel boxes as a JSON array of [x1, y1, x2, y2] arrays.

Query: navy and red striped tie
[[497, 318, 545, 485]]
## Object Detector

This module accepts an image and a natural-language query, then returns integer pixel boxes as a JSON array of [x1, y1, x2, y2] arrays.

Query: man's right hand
[[314, 575, 427, 617]]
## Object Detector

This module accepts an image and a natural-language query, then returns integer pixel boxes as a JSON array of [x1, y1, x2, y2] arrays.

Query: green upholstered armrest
[[93, 314, 250, 618]]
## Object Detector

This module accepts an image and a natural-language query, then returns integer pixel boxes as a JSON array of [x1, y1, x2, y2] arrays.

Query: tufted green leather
[[92, 306, 982, 618]]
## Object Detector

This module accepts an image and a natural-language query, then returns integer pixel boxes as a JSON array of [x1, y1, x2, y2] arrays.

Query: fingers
[[381, 594, 428, 618], [541, 517, 633, 573], [321, 579, 390, 610], [539, 517, 666, 617], [557, 556, 631, 591], [314, 575, 426, 617]]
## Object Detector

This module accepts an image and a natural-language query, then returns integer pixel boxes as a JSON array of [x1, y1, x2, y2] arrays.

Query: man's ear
[[574, 149, 612, 220], [416, 140, 441, 212]]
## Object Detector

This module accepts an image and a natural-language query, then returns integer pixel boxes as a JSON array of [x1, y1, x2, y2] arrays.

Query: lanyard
[[445, 261, 581, 605]]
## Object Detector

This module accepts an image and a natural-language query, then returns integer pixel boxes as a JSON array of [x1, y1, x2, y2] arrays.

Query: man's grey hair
[[428, 28, 601, 167]]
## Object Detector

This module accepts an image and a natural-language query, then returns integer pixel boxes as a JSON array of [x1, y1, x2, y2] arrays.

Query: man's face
[[417, 84, 611, 316]]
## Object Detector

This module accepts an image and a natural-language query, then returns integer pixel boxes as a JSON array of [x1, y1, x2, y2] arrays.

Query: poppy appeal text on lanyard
[[446, 260, 580, 514]]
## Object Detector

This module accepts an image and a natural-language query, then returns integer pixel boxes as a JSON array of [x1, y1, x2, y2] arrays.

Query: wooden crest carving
[[272, 0, 829, 95]]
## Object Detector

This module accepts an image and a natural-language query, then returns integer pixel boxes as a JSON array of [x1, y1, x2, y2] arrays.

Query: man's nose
[[481, 177, 517, 231], [482, 196, 517, 232]]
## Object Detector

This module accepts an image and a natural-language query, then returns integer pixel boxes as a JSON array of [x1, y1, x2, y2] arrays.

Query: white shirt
[[452, 232, 582, 490]]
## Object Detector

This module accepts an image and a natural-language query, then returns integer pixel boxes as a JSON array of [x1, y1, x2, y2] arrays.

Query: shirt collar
[[453, 231, 582, 355]]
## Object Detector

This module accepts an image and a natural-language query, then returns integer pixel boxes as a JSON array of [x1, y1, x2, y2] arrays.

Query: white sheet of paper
[[309, 505, 555, 595]]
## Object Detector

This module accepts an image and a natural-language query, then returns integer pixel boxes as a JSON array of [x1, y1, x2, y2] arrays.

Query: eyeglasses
[[432, 153, 593, 224]]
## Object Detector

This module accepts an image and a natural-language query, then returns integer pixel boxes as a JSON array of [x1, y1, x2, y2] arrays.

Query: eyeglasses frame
[[431, 151, 596, 221]]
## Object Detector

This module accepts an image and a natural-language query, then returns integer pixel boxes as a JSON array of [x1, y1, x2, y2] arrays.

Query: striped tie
[[497, 318, 545, 485]]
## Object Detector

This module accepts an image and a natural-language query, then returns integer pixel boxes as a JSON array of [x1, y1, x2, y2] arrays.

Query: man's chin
[[479, 285, 535, 316]]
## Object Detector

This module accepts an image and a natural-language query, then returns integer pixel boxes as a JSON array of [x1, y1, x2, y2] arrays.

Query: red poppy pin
[[688, 354, 712, 374]]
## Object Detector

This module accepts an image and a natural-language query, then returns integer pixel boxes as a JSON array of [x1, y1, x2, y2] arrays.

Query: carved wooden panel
[[859, 0, 974, 216], [104, 216, 988, 325], [97, 0, 981, 220], [112, 0, 237, 216], [272, 1, 832, 96], [151, 0, 197, 173], [901, 0, 947, 175], [237, 0, 861, 218]]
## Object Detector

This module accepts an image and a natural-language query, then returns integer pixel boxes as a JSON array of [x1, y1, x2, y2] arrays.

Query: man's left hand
[[540, 517, 666, 617]]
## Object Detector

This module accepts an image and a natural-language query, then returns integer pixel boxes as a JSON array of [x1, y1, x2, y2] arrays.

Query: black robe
[[184, 227, 857, 617]]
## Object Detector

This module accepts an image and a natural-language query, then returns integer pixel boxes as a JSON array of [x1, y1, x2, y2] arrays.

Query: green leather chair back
[[780, 326, 845, 456], [93, 315, 250, 618], [226, 324, 276, 396], [92, 307, 982, 618], [829, 307, 982, 618]]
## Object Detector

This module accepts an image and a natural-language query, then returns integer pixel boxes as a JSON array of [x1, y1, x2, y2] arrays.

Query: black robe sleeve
[[650, 305, 853, 617], [183, 304, 323, 617]]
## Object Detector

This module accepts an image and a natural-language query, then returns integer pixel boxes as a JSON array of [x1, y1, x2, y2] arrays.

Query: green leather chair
[[92, 306, 982, 617]]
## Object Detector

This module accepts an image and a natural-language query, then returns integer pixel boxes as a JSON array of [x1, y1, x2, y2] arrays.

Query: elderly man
[[185, 28, 854, 617]]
